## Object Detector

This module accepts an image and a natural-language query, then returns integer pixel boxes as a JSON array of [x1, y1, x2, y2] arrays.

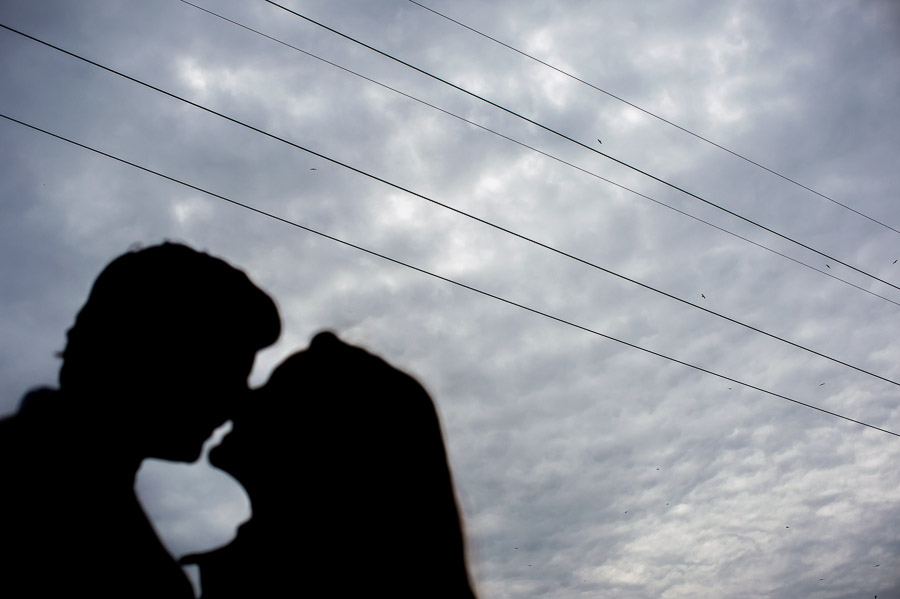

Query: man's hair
[[59, 242, 281, 393]]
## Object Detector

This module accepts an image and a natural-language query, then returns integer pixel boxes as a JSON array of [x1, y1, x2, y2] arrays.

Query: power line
[[4, 21, 899, 390], [178, 0, 900, 310], [264, 0, 900, 295], [407, 0, 900, 237], [3, 111, 896, 438], [3, 21, 899, 391]]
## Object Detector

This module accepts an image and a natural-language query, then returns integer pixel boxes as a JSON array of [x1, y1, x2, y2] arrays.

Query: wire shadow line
[[3, 111, 896, 438]]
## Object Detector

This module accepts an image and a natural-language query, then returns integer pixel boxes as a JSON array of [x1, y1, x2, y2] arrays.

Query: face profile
[[127, 344, 259, 463], [192, 331, 477, 598], [59, 242, 282, 463], [0, 241, 281, 598], [2, 242, 475, 598]]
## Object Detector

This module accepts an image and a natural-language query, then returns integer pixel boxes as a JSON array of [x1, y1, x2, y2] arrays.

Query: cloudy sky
[[2, 0, 899, 596]]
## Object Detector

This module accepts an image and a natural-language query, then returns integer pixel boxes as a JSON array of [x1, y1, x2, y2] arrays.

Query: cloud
[[2, 0, 899, 596]]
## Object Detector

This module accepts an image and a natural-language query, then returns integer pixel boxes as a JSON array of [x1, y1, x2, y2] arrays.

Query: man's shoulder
[[0, 387, 81, 490], [3, 386, 62, 418], [0, 387, 64, 444], [0, 388, 195, 598]]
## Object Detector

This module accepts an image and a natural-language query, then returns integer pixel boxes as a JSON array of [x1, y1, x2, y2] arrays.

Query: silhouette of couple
[[0, 242, 476, 598]]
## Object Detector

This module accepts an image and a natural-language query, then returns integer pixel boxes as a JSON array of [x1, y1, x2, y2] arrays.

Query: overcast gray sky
[[2, 0, 899, 597]]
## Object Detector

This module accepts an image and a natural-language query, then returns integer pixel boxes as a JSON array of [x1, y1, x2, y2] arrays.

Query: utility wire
[[3, 111, 896, 438], [407, 0, 900, 236], [179, 0, 900, 310], [264, 0, 900, 294], [3, 21, 899, 391]]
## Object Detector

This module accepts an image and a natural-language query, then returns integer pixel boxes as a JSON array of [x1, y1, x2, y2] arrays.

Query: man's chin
[[207, 444, 230, 470], [150, 444, 205, 464]]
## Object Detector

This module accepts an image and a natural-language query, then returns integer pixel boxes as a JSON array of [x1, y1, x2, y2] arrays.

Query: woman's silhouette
[[185, 331, 477, 598]]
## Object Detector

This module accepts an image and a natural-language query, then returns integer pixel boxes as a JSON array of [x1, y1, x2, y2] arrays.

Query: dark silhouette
[[183, 331, 477, 598], [0, 242, 281, 597]]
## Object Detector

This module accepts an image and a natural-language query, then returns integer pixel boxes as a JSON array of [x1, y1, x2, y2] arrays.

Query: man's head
[[59, 242, 281, 462]]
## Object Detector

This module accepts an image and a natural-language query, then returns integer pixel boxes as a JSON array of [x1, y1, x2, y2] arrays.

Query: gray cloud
[[2, 0, 899, 597]]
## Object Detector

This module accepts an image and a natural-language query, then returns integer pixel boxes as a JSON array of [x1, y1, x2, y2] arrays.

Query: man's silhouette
[[184, 331, 477, 598], [0, 242, 281, 597]]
